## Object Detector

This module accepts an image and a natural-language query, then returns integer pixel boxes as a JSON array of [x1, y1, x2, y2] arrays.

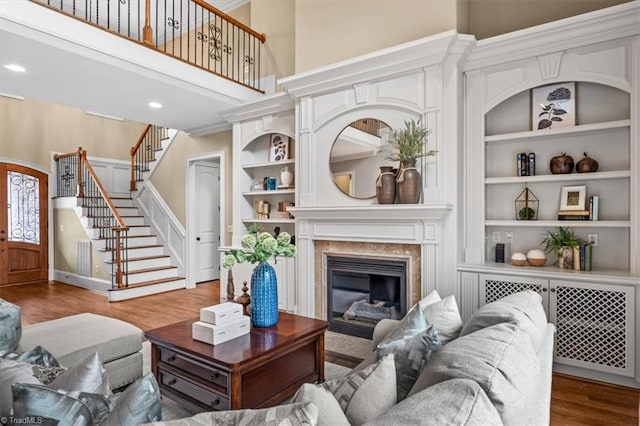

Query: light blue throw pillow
[[0, 298, 22, 353], [376, 305, 442, 401]]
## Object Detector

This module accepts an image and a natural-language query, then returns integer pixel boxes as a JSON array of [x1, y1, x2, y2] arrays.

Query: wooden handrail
[[130, 124, 152, 192], [191, 0, 266, 42], [82, 153, 129, 231]]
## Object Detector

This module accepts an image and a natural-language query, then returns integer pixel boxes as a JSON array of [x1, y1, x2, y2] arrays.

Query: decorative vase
[[396, 159, 421, 204], [558, 246, 574, 269], [250, 261, 279, 327], [280, 166, 293, 187], [375, 166, 396, 204]]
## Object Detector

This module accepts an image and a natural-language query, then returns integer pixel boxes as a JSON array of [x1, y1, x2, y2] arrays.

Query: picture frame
[[559, 185, 587, 211], [531, 82, 576, 131], [269, 134, 290, 162]]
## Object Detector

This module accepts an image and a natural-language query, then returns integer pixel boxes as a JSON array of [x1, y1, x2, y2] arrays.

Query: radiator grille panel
[[484, 279, 544, 304], [555, 286, 627, 369]]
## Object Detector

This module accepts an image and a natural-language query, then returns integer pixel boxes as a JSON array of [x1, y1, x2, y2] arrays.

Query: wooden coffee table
[[145, 312, 328, 412]]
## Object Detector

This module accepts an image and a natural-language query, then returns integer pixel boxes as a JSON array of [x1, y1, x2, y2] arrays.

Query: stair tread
[[124, 265, 178, 275], [90, 224, 150, 229], [95, 235, 157, 241], [108, 276, 185, 291], [98, 244, 163, 252], [104, 255, 170, 264]]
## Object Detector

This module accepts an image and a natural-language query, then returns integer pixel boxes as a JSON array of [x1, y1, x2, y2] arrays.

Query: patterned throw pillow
[[318, 353, 396, 425], [291, 383, 350, 426], [1, 345, 60, 367], [376, 305, 442, 401], [0, 359, 41, 418], [31, 364, 67, 384], [0, 298, 21, 353], [12, 383, 96, 425], [145, 402, 318, 426]]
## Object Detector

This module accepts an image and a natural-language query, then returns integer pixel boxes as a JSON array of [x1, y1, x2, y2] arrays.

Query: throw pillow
[[460, 290, 547, 352], [101, 372, 162, 425], [1, 345, 60, 367], [417, 290, 441, 310], [144, 402, 318, 426], [408, 322, 540, 426], [290, 384, 350, 426], [11, 383, 96, 426], [319, 353, 396, 426], [0, 298, 21, 353], [362, 378, 502, 426], [376, 306, 441, 401], [50, 352, 111, 396], [422, 295, 464, 344], [0, 359, 41, 418]]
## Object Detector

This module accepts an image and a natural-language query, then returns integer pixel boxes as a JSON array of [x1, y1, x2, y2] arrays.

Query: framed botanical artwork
[[559, 185, 586, 211], [269, 134, 290, 162], [531, 82, 576, 130]]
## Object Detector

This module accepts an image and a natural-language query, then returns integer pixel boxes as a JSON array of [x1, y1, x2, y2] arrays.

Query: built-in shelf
[[242, 189, 295, 196], [241, 218, 296, 224], [485, 220, 631, 228], [242, 159, 295, 170], [485, 120, 630, 143], [485, 170, 630, 185]]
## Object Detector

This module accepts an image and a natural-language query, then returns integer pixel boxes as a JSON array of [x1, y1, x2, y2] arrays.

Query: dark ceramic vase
[[376, 166, 396, 204], [397, 159, 421, 204]]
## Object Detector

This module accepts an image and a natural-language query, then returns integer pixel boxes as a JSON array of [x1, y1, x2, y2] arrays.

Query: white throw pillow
[[319, 353, 397, 426], [417, 290, 441, 310], [422, 295, 464, 344], [291, 383, 350, 426]]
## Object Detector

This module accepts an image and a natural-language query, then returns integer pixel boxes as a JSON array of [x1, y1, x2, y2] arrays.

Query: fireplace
[[327, 255, 407, 339]]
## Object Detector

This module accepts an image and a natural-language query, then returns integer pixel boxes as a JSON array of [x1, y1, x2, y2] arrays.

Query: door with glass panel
[[0, 164, 48, 285]]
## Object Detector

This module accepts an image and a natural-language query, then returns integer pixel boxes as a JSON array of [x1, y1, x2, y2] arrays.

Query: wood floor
[[1, 280, 638, 425]]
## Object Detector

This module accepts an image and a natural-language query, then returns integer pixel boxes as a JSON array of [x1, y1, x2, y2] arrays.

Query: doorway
[[186, 153, 225, 288], [0, 163, 49, 285]]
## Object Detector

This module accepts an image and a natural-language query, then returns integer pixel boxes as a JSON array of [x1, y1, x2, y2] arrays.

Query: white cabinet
[[465, 270, 637, 384]]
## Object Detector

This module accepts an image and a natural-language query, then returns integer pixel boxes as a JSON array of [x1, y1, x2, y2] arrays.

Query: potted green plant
[[385, 118, 436, 203], [540, 227, 584, 269]]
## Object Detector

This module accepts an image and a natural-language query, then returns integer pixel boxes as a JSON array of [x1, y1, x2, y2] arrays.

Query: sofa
[[148, 289, 555, 426]]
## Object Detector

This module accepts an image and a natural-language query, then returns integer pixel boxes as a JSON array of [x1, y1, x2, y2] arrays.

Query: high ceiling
[[0, 0, 259, 136]]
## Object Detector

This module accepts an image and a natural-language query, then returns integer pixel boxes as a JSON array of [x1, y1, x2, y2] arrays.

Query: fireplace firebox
[[326, 256, 407, 339]]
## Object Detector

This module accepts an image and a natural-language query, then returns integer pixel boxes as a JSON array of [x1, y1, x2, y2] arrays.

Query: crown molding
[[465, 2, 640, 71], [222, 92, 294, 123]]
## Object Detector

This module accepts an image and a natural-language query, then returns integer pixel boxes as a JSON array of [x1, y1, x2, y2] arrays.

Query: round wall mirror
[[330, 119, 394, 199]]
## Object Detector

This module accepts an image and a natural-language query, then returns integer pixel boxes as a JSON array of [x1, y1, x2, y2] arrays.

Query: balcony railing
[[32, 0, 265, 92]]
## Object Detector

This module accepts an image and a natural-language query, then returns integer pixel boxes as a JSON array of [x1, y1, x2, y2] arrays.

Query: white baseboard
[[53, 270, 110, 294]]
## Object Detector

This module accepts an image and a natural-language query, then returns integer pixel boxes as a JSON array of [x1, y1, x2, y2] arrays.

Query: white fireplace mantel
[[288, 204, 452, 221]]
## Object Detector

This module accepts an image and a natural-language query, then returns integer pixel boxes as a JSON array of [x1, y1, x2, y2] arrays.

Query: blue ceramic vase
[[250, 261, 278, 327]]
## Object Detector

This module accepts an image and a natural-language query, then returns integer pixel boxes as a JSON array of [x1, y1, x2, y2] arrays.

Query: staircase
[[55, 128, 186, 301]]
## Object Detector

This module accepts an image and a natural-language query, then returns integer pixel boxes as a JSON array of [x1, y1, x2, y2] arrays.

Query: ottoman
[[18, 313, 143, 389]]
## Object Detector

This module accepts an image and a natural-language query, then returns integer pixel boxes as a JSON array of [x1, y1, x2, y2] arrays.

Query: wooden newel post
[[77, 147, 85, 198], [115, 230, 124, 288], [143, 0, 154, 46], [130, 146, 137, 192]]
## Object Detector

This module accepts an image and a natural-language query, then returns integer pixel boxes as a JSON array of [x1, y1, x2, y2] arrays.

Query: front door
[[194, 162, 220, 283], [0, 163, 48, 285]]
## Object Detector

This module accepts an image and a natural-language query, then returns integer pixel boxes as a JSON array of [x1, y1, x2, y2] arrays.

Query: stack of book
[[557, 210, 590, 221], [572, 243, 593, 271], [557, 195, 600, 221], [192, 302, 250, 345]]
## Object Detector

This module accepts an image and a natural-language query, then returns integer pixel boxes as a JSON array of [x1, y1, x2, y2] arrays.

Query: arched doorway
[[0, 163, 48, 285]]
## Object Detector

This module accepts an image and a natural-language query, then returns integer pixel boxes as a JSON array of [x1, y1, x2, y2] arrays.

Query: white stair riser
[[109, 199, 135, 208], [86, 226, 150, 239], [124, 268, 178, 284], [124, 257, 171, 270], [81, 206, 139, 216], [81, 216, 145, 227], [107, 279, 186, 302], [93, 236, 158, 250], [100, 246, 165, 260]]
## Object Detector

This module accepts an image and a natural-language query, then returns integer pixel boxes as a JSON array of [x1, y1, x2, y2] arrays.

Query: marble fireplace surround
[[289, 205, 451, 319]]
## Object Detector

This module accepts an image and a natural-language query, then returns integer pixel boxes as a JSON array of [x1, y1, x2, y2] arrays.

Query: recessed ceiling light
[[4, 64, 26, 73], [148, 102, 162, 109]]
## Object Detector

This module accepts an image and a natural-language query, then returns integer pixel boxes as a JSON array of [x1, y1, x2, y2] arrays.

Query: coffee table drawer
[[159, 368, 230, 411], [159, 347, 228, 390]]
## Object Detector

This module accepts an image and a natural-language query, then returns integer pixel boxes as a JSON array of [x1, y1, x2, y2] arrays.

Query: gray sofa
[[149, 290, 554, 425], [18, 313, 144, 389]]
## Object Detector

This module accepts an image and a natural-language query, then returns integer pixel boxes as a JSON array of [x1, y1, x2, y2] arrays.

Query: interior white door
[[195, 162, 220, 282]]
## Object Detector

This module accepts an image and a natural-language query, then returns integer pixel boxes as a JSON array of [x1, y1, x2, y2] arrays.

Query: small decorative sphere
[[511, 252, 528, 266], [527, 249, 547, 266]]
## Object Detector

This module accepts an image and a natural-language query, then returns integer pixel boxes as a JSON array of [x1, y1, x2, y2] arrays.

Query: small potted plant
[[385, 118, 436, 203], [540, 227, 584, 269]]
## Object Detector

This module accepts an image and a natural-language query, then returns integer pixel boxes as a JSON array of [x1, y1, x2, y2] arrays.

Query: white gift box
[[200, 302, 244, 325], [192, 316, 250, 345]]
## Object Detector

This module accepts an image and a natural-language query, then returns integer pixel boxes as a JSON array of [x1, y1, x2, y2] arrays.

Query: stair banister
[[53, 147, 85, 197], [190, 0, 266, 43], [130, 124, 152, 191]]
